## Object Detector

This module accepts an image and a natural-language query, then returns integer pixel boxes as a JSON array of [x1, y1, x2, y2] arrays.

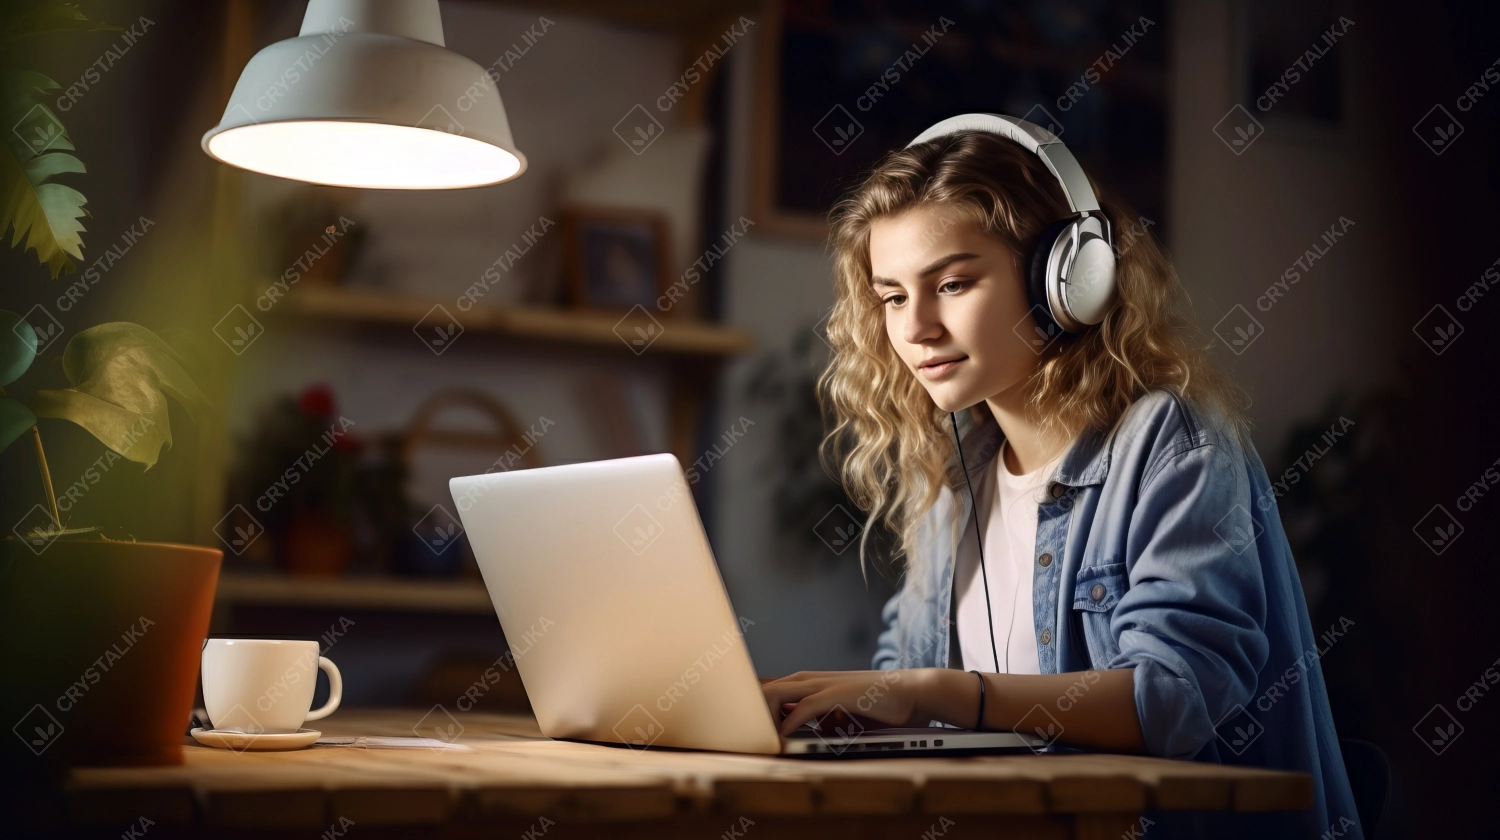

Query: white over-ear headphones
[[906, 113, 1117, 335]]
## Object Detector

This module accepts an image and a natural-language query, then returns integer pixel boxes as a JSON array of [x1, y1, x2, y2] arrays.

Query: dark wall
[[1322, 0, 1500, 835]]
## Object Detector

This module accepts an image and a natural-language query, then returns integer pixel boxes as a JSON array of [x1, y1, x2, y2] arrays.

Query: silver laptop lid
[[449, 454, 781, 754]]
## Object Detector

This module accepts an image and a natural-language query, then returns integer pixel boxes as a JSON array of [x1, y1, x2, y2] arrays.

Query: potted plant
[[0, 318, 220, 771], [228, 383, 361, 577], [0, 1, 220, 773]]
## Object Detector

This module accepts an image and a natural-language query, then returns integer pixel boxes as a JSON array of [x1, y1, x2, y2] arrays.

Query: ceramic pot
[[0, 539, 221, 768]]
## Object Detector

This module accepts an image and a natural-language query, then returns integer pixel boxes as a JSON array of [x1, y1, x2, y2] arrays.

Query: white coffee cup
[[202, 639, 342, 734]]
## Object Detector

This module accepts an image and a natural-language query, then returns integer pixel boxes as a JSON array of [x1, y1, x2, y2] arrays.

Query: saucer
[[190, 727, 321, 751]]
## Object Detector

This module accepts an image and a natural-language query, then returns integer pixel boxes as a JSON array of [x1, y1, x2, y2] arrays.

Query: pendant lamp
[[202, 0, 526, 189]]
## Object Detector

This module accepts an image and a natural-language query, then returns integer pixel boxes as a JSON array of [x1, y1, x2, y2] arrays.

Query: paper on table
[[315, 736, 474, 750]]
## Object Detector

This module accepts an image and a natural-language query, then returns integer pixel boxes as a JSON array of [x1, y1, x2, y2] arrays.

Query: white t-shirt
[[954, 438, 1059, 674]]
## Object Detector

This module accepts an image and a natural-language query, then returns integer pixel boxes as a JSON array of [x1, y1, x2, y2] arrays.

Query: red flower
[[298, 383, 336, 417]]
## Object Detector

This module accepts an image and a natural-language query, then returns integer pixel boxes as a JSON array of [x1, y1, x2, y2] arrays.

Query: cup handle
[[304, 657, 343, 722]]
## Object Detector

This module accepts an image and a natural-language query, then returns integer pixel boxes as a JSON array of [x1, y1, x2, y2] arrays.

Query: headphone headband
[[903, 112, 1117, 334], [905, 113, 1100, 214]]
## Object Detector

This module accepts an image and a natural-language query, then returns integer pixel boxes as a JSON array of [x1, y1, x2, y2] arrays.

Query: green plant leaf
[[0, 394, 36, 453], [0, 309, 38, 385], [0, 71, 73, 148], [1, 70, 88, 277], [31, 323, 210, 468], [0, 1, 122, 45]]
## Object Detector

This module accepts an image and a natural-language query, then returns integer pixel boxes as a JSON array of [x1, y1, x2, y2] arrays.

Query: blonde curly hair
[[817, 130, 1250, 575]]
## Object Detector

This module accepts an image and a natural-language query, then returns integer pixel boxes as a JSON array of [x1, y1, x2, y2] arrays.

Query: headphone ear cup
[[1063, 231, 1118, 327], [1026, 218, 1075, 338]]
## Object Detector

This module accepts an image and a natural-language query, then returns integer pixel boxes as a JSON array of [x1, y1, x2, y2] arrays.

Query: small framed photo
[[561, 207, 672, 313]]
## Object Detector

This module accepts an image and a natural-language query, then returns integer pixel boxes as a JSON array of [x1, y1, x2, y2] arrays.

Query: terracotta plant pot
[[0, 538, 221, 768]]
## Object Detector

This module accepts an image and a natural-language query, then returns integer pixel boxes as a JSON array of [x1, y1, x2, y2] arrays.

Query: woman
[[760, 116, 1361, 838]]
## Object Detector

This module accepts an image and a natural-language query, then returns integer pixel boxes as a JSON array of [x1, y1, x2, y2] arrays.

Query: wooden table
[[52, 709, 1312, 839]]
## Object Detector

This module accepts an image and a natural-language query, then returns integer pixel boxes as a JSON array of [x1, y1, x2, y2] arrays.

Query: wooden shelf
[[215, 572, 496, 614], [280, 287, 753, 358]]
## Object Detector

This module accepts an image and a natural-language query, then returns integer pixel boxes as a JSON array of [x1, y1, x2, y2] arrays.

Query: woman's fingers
[[760, 675, 825, 724], [778, 691, 839, 735], [760, 676, 830, 709], [760, 671, 917, 735], [761, 676, 832, 733], [763, 691, 809, 728]]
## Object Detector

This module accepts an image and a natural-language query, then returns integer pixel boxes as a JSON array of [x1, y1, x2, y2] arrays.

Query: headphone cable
[[951, 412, 1001, 674]]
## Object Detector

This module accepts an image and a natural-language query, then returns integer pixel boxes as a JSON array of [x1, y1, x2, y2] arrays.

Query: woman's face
[[870, 204, 1039, 413]]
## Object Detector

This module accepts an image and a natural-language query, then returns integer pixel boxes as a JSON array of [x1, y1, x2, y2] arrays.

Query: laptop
[[448, 453, 1046, 757]]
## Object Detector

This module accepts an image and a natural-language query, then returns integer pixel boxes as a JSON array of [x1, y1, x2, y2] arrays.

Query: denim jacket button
[[1090, 583, 1106, 601], [1040, 628, 1052, 644], [1038, 552, 1052, 567], [1050, 483, 1066, 499]]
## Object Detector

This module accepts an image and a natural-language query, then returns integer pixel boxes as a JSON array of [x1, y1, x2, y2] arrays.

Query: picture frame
[[561, 206, 673, 313]]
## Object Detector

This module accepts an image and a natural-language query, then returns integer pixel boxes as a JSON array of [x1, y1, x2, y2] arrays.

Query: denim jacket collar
[[944, 409, 1114, 491]]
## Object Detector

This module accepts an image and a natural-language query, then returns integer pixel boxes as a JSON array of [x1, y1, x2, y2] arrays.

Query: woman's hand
[[759, 670, 925, 737], [761, 668, 1145, 752]]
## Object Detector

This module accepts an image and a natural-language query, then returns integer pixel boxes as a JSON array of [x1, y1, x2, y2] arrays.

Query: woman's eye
[[882, 295, 906, 307], [939, 279, 967, 294]]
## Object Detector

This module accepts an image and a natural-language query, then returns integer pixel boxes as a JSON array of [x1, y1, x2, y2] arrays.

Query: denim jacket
[[872, 389, 1361, 838]]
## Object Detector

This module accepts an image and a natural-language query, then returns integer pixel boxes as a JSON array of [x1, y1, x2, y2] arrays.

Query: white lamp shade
[[202, 0, 526, 189]]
